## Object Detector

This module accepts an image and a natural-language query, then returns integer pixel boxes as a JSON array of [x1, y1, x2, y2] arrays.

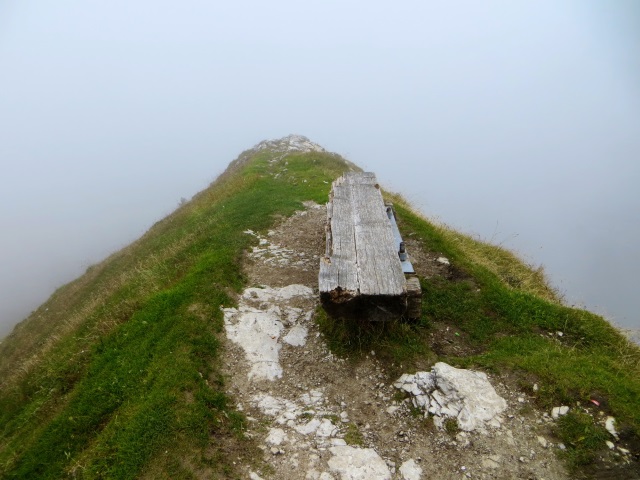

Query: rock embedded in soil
[[327, 445, 391, 480], [394, 362, 507, 431], [605, 416, 618, 439], [399, 459, 422, 480], [222, 284, 314, 381]]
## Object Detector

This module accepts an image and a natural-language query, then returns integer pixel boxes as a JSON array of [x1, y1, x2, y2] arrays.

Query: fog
[[1, 0, 639, 338]]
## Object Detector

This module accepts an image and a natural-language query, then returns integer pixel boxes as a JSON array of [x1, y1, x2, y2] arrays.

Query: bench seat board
[[319, 172, 406, 298]]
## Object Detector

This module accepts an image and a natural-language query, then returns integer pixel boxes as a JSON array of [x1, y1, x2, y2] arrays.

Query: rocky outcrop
[[394, 362, 507, 431]]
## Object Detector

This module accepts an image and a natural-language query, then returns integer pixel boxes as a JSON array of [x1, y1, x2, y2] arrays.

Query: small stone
[[556, 331, 564, 337], [270, 447, 281, 455], [558, 443, 566, 450], [559, 406, 569, 415], [605, 416, 619, 439], [518, 397, 525, 403], [537, 436, 548, 448], [296, 419, 322, 435], [482, 458, 500, 469], [316, 419, 337, 438], [606, 440, 615, 449], [386, 405, 399, 415], [551, 407, 560, 419], [398, 458, 423, 480], [533, 383, 539, 392], [266, 428, 287, 446], [437, 257, 450, 265], [519, 456, 526, 463], [617, 446, 630, 454]]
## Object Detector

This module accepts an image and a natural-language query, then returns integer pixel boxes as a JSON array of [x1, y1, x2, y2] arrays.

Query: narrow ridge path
[[220, 202, 568, 480]]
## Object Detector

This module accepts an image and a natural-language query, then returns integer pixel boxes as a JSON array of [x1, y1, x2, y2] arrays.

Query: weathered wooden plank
[[319, 172, 410, 319]]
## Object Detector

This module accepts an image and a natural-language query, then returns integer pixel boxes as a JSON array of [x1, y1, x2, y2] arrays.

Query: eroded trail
[[220, 203, 569, 480]]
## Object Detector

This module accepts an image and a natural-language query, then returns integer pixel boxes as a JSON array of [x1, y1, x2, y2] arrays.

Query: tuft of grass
[[344, 423, 364, 446], [323, 414, 341, 424], [315, 307, 436, 375], [555, 412, 609, 469], [443, 418, 460, 436]]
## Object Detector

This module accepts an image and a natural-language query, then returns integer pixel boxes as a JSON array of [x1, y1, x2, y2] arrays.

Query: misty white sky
[[1, 0, 639, 338]]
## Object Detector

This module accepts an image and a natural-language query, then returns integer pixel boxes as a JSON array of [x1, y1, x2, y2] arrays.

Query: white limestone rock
[[223, 284, 314, 381], [253, 394, 302, 424], [551, 406, 569, 419], [255, 135, 325, 154], [328, 446, 391, 480], [266, 428, 287, 446], [296, 418, 322, 436], [399, 459, 422, 480], [242, 284, 314, 303], [605, 416, 618, 439], [394, 362, 507, 431], [223, 306, 283, 380], [316, 418, 338, 438], [283, 325, 308, 346], [300, 389, 325, 406]]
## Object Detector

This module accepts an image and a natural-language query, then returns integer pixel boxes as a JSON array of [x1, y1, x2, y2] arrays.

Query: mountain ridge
[[0, 137, 638, 479]]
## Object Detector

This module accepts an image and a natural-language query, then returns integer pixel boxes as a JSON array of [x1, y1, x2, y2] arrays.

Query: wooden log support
[[319, 172, 422, 320]]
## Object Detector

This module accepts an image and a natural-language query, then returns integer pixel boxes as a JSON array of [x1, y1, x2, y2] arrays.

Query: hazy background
[[1, 0, 639, 339]]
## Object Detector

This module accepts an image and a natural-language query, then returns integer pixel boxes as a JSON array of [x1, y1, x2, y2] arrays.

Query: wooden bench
[[318, 172, 421, 320]]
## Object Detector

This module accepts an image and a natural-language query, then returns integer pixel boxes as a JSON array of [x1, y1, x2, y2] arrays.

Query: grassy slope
[[319, 195, 640, 472], [1, 148, 639, 477], [0, 149, 352, 479]]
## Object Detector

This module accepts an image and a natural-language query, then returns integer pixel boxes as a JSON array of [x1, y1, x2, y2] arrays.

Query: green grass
[[556, 412, 609, 469], [2, 145, 639, 477], [344, 423, 364, 446], [318, 196, 640, 471], [0, 149, 351, 479]]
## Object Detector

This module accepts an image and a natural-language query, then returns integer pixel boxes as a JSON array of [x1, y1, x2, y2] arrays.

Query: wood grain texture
[[319, 172, 406, 298]]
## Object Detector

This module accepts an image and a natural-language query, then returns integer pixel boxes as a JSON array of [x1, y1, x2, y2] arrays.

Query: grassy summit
[[0, 137, 638, 478]]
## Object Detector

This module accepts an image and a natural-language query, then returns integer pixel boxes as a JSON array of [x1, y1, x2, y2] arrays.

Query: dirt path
[[220, 202, 570, 480]]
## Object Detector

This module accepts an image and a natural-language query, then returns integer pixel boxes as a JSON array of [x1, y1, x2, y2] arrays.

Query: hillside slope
[[1, 136, 639, 479]]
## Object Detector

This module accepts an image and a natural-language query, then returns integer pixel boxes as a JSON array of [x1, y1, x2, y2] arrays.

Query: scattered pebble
[[436, 257, 450, 265], [551, 406, 569, 419], [605, 416, 619, 439]]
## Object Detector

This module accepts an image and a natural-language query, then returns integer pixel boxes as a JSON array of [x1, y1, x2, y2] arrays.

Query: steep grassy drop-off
[[0, 143, 354, 478], [0, 136, 638, 478]]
